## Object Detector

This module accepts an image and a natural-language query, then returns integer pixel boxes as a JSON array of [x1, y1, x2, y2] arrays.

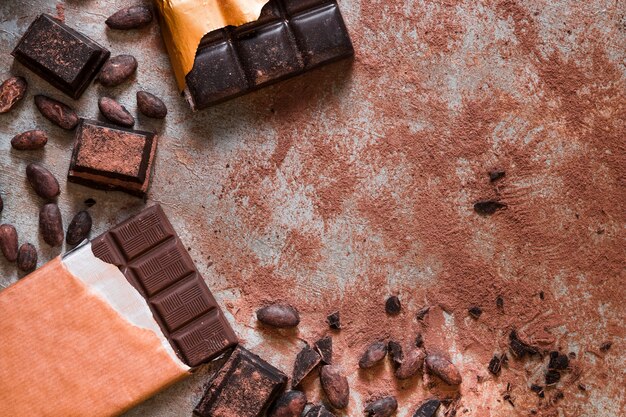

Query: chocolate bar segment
[[12, 14, 110, 99], [184, 0, 353, 110], [92, 205, 238, 367], [194, 346, 287, 417], [67, 119, 158, 198]]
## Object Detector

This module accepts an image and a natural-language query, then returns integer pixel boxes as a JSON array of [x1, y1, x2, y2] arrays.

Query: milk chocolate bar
[[184, 0, 353, 110], [12, 14, 110, 99]]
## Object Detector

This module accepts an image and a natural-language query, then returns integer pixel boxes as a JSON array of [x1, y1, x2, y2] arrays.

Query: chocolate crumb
[[488, 355, 502, 376], [489, 169, 506, 182], [473, 200, 507, 215], [416, 306, 430, 320], [577, 383, 587, 391], [415, 333, 424, 348], [496, 296, 504, 309], [545, 369, 561, 386], [326, 311, 341, 329], [468, 306, 482, 319], [530, 384, 544, 398], [385, 295, 401, 315], [599, 341, 612, 352], [509, 330, 538, 358], [84, 198, 96, 207], [539, 291, 545, 300]]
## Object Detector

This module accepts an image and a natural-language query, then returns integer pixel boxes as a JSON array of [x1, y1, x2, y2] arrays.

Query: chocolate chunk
[[416, 306, 430, 320], [184, 0, 353, 110], [98, 97, 135, 127], [509, 330, 538, 358], [545, 369, 561, 386], [39, 203, 64, 247], [11, 130, 48, 150], [487, 354, 502, 376], [34, 95, 79, 130], [412, 399, 441, 417], [320, 365, 349, 409], [68, 119, 158, 198], [489, 169, 506, 182], [474, 200, 507, 215], [326, 311, 341, 329], [395, 347, 425, 380], [0, 224, 19, 262], [468, 306, 482, 319], [359, 341, 388, 369], [425, 353, 462, 385], [268, 390, 306, 417], [26, 163, 60, 200], [385, 295, 401, 315], [12, 14, 109, 98], [91, 205, 237, 366], [257, 303, 300, 328], [304, 405, 336, 417], [98, 55, 138, 87], [0, 76, 27, 113], [137, 91, 167, 119], [66, 210, 92, 245], [291, 344, 321, 387], [548, 352, 569, 370], [364, 396, 398, 417], [194, 346, 287, 417], [314, 336, 332, 364], [415, 333, 424, 348], [17, 243, 37, 272], [388, 340, 403, 369], [106, 5, 153, 29]]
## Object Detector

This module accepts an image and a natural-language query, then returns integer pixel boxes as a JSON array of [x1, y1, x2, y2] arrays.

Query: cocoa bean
[[137, 91, 167, 119], [395, 347, 425, 379], [304, 405, 335, 417], [413, 399, 440, 417], [26, 163, 60, 200], [425, 353, 462, 385], [34, 95, 79, 130], [385, 295, 401, 314], [66, 210, 92, 245], [105, 5, 153, 30], [320, 365, 349, 409], [0, 76, 27, 113], [256, 303, 300, 328], [268, 390, 306, 417], [39, 203, 64, 247], [17, 243, 37, 272], [388, 340, 403, 369], [98, 97, 135, 127], [11, 130, 48, 150], [0, 224, 18, 262], [364, 396, 398, 417], [359, 341, 387, 369], [98, 55, 138, 87]]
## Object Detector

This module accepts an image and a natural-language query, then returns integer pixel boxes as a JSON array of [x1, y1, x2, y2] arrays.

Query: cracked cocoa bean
[[256, 303, 300, 328], [425, 353, 462, 385], [17, 243, 37, 272], [34, 95, 79, 130], [320, 365, 349, 409], [98, 55, 138, 87], [395, 347, 425, 380], [98, 97, 135, 127], [268, 390, 306, 417], [26, 163, 60, 200], [137, 91, 167, 119], [0, 224, 19, 262], [39, 203, 63, 247], [66, 210, 92, 246], [0, 76, 27, 113], [359, 341, 387, 369], [364, 396, 398, 417], [105, 5, 153, 29], [11, 130, 48, 150]]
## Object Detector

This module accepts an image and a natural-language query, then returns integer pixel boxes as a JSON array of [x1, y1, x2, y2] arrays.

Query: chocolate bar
[[184, 0, 353, 110], [12, 14, 110, 99], [194, 346, 287, 417], [68, 119, 157, 198]]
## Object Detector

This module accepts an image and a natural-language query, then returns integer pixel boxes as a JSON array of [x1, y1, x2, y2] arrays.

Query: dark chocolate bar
[[91, 205, 238, 367], [194, 346, 287, 417], [12, 14, 110, 99], [184, 0, 353, 110], [67, 119, 157, 198]]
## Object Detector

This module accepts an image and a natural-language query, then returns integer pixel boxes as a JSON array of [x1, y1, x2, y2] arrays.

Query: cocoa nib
[[0, 224, 19, 262], [599, 341, 612, 352], [530, 384, 545, 398], [98, 55, 137, 87], [395, 347, 425, 380], [326, 311, 341, 329], [489, 169, 506, 182], [388, 340, 403, 368], [268, 390, 306, 417], [314, 336, 332, 364], [468, 306, 482, 319], [291, 344, 321, 387], [304, 404, 335, 417], [474, 200, 507, 215], [34, 95, 79, 130], [412, 399, 441, 417], [488, 354, 503, 376], [364, 396, 398, 417], [11, 130, 48, 150], [548, 351, 569, 370], [84, 198, 96, 207], [509, 330, 538, 358], [256, 303, 300, 328], [66, 210, 92, 246], [39, 203, 64, 247], [17, 243, 37, 272], [137, 91, 167, 119], [359, 341, 388, 369], [416, 306, 430, 320], [545, 369, 561, 386], [98, 97, 135, 127], [105, 5, 153, 30], [415, 333, 424, 348], [425, 353, 462, 385], [26, 163, 60, 200], [320, 365, 349, 409], [496, 295, 504, 309], [385, 295, 401, 314], [0, 76, 27, 113]]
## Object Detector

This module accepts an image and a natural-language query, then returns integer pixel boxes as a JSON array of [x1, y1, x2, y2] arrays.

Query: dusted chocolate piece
[[291, 344, 321, 387], [91, 205, 238, 366], [12, 14, 110, 99], [184, 0, 353, 110], [67, 119, 157, 198], [194, 346, 287, 417]]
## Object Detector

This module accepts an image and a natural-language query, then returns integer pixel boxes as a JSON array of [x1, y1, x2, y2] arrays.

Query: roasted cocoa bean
[[256, 303, 300, 328], [425, 353, 462, 385], [359, 341, 387, 369], [320, 365, 349, 409], [11, 130, 48, 150], [413, 399, 441, 417], [0, 76, 27, 113], [17, 243, 37, 272], [98, 97, 135, 127], [137, 91, 167, 119], [66, 210, 92, 245], [26, 163, 60, 200], [268, 390, 306, 417], [105, 5, 153, 29], [39, 203, 64, 247], [364, 396, 398, 417], [385, 295, 401, 314], [34, 95, 79, 130], [304, 405, 335, 417], [0, 224, 18, 262], [395, 347, 425, 379], [98, 55, 138, 87]]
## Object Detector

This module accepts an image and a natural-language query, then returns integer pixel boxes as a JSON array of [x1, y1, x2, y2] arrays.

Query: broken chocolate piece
[[468, 306, 482, 319], [359, 341, 388, 369], [314, 336, 332, 364], [326, 311, 341, 329], [385, 295, 401, 315], [474, 200, 507, 215], [194, 346, 287, 417], [509, 330, 538, 358], [291, 344, 321, 387], [364, 396, 398, 417], [257, 303, 300, 328], [545, 369, 561, 386], [413, 399, 441, 417], [304, 405, 336, 417], [268, 390, 306, 417], [12, 14, 109, 99], [488, 354, 502, 376], [548, 352, 569, 370]]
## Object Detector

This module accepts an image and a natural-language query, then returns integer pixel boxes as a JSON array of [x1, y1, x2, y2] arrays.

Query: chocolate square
[[68, 119, 157, 198], [12, 14, 109, 99], [194, 346, 287, 417]]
